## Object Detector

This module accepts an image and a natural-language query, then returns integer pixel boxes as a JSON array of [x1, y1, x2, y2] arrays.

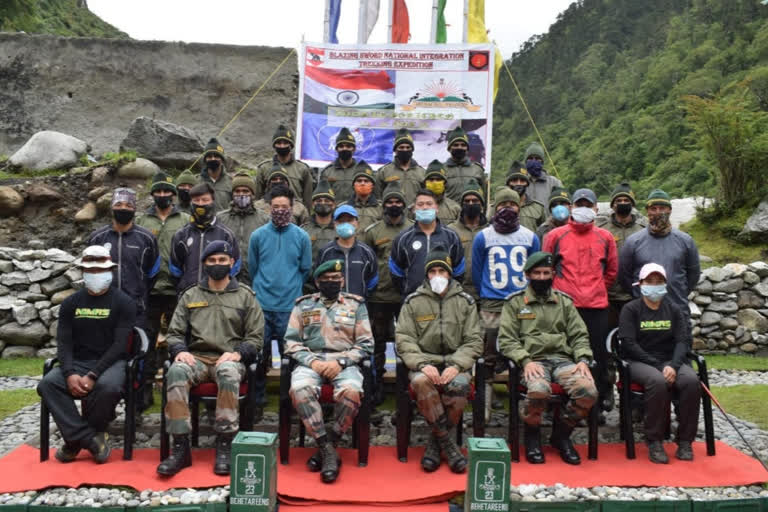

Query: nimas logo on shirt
[[640, 320, 671, 330], [75, 308, 111, 319]]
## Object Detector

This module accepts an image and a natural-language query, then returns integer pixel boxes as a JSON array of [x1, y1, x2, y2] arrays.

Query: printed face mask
[[551, 204, 570, 222], [335, 222, 356, 239]]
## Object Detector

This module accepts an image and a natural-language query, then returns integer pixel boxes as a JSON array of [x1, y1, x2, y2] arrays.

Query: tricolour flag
[[304, 66, 395, 108]]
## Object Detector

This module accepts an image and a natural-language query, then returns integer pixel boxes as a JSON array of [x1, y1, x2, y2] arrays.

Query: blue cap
[[572, 188, 597, 205], [333, 204, 358, 220], [201, 240, 234, 262]]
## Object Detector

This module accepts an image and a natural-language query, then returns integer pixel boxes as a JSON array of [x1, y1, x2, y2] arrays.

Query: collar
[[445, 157, 469, 167], [350, 195, 378, 207], [413, 219, 442, 234], [146, 205, 182, 218], [385, 215, 406, 226], [198, 276, 240, 292], [312, 215, 333, 228], [524, 286, 558, 304], [332, 157, 357, 169], [391, 158, 420, 169], [273, 154, 294, 165]]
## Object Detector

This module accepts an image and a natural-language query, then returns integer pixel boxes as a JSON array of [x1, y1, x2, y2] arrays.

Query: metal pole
[[387, 0, 394, 43], [323, 0, 331, 43], [358, 0, 367, 44], [462, 0, 469, 43], [430, 0, 438, 44]]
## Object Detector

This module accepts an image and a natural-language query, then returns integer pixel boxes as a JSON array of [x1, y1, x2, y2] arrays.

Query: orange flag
[[391, 0, 410, 43]]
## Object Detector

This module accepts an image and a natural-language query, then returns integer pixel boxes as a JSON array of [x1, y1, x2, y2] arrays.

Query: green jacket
[[498, 287, 592, 368], [411, 195, 461, 225], [447, 217, 487, 301], [375, 160, 426, 206], [135, 206, 189, 297], [519, 197, 547, 233], [443, 157, 487, 203], [167, 278, 264, 364], [218, 205, 270, 285], [321, 158, 358, 203], [346, 195, 382, 232], [255, 155, 314, 206], [198, 169, 233, 213], [597, 212, 647, 302], [396, 281, 483, 372], [535, 217, 567, 245], [362, 215, 414, 303], [301, 215, 337, 266]]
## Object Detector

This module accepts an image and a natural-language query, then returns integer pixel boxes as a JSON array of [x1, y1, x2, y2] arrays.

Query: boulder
[[35, 347, 57, 359], [0, 186, 24, 216], [737, 309, 768, 332], [719, 317, 739, 330], [740, 201, 768, 239], [1, 346, 37, 358], [0, 261, 12, 273], [696, 280, 713, 295], [707, 300, 738, 313], [713, 278, 744, 293], [44, 249, 75, 263], [88, 186, 110, 201], [12, 303, 37, 325], [8, 130, 88, 171], [0, 271, 29, 286], [17, 291, 47, 302], [688, 302, 701, 318], [95, 193, 113, 213], [27, 268, 53, 283], [16, 249, 46, 261], [740, 343, 758, 354], [12, 259, 35, 271], [743, 271, 760, 285], [723, 263, 748, 278], [700, 311, 721, 326], [41, 276, 70, 295], [119, 117, 204, 169], [748, 261, 768, 278], [74, 202, 98, 223], [0, 321, 49, 346], [90, 166, 110, 185], [51, 289, 76, 305], [64, 267, 82, 283], [694, 295, 712, 306], [737, 290, 765, 309], [117, 158, 161, 179], [703, 267, 731, 283], [754, 283, 768, 298], [25, 183, 63, 203]]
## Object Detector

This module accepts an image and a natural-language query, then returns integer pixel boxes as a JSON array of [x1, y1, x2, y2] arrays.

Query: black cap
[[272, 124, 295, 147], [201, 240, 234, 262], [335, 127, 356, 149], [203, 137, 225, 160], [425, 246, 452, 274]]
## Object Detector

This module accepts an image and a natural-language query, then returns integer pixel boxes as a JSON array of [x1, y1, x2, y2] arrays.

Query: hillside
[[492, 0, 768, 200], [0, 0, 127, 39]]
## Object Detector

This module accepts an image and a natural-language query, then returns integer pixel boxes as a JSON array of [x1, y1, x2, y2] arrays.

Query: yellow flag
[[467, 0, 502, 100]]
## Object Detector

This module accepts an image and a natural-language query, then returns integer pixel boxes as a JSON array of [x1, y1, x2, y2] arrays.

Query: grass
[[0, 389, 39, 421], [705, 355, 768, 371], [680, 206, 766, 265], [0, 357, 45, 377], [710, 385, 768, 430]]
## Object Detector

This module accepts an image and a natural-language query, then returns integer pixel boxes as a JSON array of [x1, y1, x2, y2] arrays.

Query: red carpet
[[1, 442, 766, 502]]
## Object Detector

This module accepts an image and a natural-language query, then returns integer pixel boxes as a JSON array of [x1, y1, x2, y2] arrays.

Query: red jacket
[[542, 220, 618, 309]]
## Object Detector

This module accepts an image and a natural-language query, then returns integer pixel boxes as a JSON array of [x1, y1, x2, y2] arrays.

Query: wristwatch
[[337, 357, 350, 369]]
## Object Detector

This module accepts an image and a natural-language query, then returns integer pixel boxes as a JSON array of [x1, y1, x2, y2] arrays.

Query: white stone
[[8, 131, 88, 171]]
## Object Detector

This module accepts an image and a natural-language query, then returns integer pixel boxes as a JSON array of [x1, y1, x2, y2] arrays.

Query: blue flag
[[300, 113, 394, 165], [329, 0, 342, 44]]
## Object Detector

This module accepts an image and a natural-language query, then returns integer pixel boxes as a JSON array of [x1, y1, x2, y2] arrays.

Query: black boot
[[157, 434, 192, 476], [437, 431, 467, 473], [319, 442, 341, 483], [213, 433, 234, 475], [420, 432, 442, 472], [524, 425, 545, 464], [307, 449, 322, 472], [550, 421, 580, 465]]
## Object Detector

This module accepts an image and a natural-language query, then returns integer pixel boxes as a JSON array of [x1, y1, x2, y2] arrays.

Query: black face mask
[[462, 203, 483, 219], [275, 146, 291, 157], [384, 204, 405, 218], [314, 204, 333, 216], [338, 150, 353, 161], [112, 208, 135, 225], [205, 264, 230, 281], [154, 195, 173, 210], [317, 280, 342, 299], [512, 185, 528, 197], [206, 159, 221, 173], [178, 189, 191, 204], [615, 203, 633, 216], [395, 150, 412, 164], [192, 203, 216, 226], [529, 278, 553, 296], [450, 148, 466, 161]]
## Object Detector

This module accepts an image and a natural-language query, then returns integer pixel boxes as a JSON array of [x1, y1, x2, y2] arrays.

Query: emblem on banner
[[401, 78, 482, 112], [306, 47, 325, 66]]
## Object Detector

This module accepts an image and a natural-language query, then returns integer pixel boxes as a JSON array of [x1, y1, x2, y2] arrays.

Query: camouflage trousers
[[409, 371, 472, 434], [165, 358, 245, 435], [479, 308, 502, 374], [289, 365, 363, 441], [521, 359, 597, 428]]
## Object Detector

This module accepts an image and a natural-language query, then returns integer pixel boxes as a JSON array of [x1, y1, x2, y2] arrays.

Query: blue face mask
[[526, 159, 543, 177], [640, 284, 667, 302], [414, 208, 437, 224], [335, 222, 356, 239], [551, 204, 570, 222], [83, 271, 113, 294]]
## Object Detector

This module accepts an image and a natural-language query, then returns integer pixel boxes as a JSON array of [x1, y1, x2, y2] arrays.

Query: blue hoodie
[[248, 222, 312, 312]]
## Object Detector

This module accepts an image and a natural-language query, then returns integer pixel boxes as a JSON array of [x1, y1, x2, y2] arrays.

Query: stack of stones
[[0, 245, 80, 358], [689, 262, 768, 355]]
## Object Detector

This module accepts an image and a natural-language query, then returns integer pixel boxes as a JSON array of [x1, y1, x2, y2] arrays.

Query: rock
[[39, 308, 53, 326], [707, 300, 738, 313], [88, 186, 110, 201], [696, 280, 713, 295], [0, 271, 29, 286], [64, 267, 82, 282], [51, 289, 76, 305], [713, 278, 744, 293], [12, 303, 37, 325], [703, 267, 732, 283], [0, 321, 49, 346], [117, 158, 160, 179], [694, 295, 712, 306], [743, 271, 761, 285], [699, 255, 713, 263], [16, 249, 46, 261], [27, 268, 53, 283], [45, 249, 75, 263], [720, 317, 739, 330], [754, 283, 768, 298], [74, 202, 98, 223], [748, 261, 768, 278], [49, 320, 58, 338], [737, 309, 768, 332], [25, 184, 62, 203], [723, 263, 748, 278], [8, 130, 88, 171], [119, 117, 204, 169], [700, 311, 722, 326], [0, 186, 24, 216], [41, 276, 70, 295], [95, 193, 113, 213], [1, 346, 37, 358], [36, 347, 57, 358], [90, 166, 110, 185], [12, 259, 35, 271], [740, 201, 768, 239], [692, 337, 706, 351], [740, 343, 758, 354], [688, 302, 701, 318], [738, 290, 765, 309], [28, 240, 45, 249], [0, 296, 16, 310], [0, 261, 12, 273]]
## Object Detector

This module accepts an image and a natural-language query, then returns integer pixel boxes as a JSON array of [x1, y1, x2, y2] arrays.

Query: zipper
[[344, 249, 350, 293], [117, 232, 123, 290], [197, 230, 205, 282]]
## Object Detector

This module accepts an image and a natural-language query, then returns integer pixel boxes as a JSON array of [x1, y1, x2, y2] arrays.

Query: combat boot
[[524, 425, 545, 464], [319, 442, 341, 483], [157, 434, 192, 476], [55, 441, 81, 463], [437, 432, 467, 473], [84, 432, 111, 464], [550, 421, 580, 465], [213, 433, 235, 475], [420, 432, 442, 472]]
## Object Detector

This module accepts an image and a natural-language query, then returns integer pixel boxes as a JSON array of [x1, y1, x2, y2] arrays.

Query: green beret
[[314, 259, 344, 280], [646, 189, 671, 208], [523, 251, 554, 273]]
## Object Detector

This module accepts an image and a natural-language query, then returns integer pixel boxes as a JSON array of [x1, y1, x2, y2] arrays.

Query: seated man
[[618, 263, 700, 464], [498, 251, 597, 465], [396, 247, 483, 473], [37, 246, 137, 464], [285, 259, 373, 484], [157, 241, 264, 477]]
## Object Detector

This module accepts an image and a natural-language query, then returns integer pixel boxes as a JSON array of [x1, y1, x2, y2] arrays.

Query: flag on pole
[[391, 0, 410, 43], [361, 0, 380, 43], [329, 0, 342, 44], [467, 0, 501, 99], [304, 67, 395, 109], [436, 0, 448, 43]]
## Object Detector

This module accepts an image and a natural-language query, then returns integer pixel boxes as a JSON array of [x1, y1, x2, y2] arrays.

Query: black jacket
[[316, 239, 378, 300]]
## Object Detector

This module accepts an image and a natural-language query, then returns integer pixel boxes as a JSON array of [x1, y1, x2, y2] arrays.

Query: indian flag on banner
[[304, 66, 396, 109]]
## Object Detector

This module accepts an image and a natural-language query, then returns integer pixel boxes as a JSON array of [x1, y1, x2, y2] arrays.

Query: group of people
[[36, 123, 703, 484]]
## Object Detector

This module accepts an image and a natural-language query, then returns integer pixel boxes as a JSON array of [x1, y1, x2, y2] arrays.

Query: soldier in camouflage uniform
[[254, 125, 314, 206], [301, 179, 337, 294], [157, 241, 264, 477], [285, 259, 373, 483], [253, 164, 310, 226], [175, 170, 197, 215], [375, 128, 425, 206], [505, 166, 547, 233], [198, 138, 233, 213], [422, 160, 461, 225], [447, 179, 488, 301], [443, 127, 487, 203], [344, 161, 381, 231], [498, 251, 597, 465], [320, 127, 358, 203], [396, 247, 483, 473], [536, 187, 571, 244]]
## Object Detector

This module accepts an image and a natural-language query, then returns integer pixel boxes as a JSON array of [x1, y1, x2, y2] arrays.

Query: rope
[[187, 47, 297, 172]]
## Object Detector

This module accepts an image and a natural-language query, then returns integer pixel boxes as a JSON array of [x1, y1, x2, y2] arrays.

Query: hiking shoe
[[648, 441, 669, 464], [54, 441, 80, 463], [421, 433, 442, 472], [676, 441, 694, 461], [85, 432, 111, 464]]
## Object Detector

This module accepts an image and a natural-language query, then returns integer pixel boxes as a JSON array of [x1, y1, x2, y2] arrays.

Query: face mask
[[192, 203, 215, 226], [205, 263, 231, 281], [414, 208, 437, 224], [551, 204, 570, 222], [353, 181, 374, 197], [233, 195, 252, 209], [178, 189, 191, 204], [450, 148, 466, 161], [492, 207, 520, 234], [571, 206, 596, 224], [112, 208, 135, 225], [512, 184, 528, 197], [425, 180, 445, 196], [83, 272, 113, 294], [384, 204, 404, 218], [615, 203, 633, 216], [641, 284, 667, 302], [314, 204, 333, 216], [154, 195, 173, 210], [529, 278, 553, 296], [317, 280, 342, 299], [396, 150, 412, 164], [206, 159, 221, 172], [462, 203, 483, 219], [335, 222, 356, 239], [526, 159, 543, 177], [338, 149, 353, 161], [429, 275, 449, 294], [275, 146, 291, 157], [271, 208, 293, 228], [648, 212, 672, 236]]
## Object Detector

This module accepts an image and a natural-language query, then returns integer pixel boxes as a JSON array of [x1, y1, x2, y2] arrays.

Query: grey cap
[[572, 188, 597, 205]]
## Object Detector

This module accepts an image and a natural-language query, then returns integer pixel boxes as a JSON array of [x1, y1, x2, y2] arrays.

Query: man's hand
[[175, 351, 196, 366], [82, 375, 96, 394], [662, 366, 677, 385], [310, 360, 342, 379], [66, 375, 88, 397], [523, 361, 546, 382], [440, 366, 459, 385], [216, 352, 242, 366], [421, 364, 441, 385], [569, 361, 594, 382]]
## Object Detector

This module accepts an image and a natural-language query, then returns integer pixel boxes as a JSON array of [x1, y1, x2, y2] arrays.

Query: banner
[[297, 42, 495, 170]]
